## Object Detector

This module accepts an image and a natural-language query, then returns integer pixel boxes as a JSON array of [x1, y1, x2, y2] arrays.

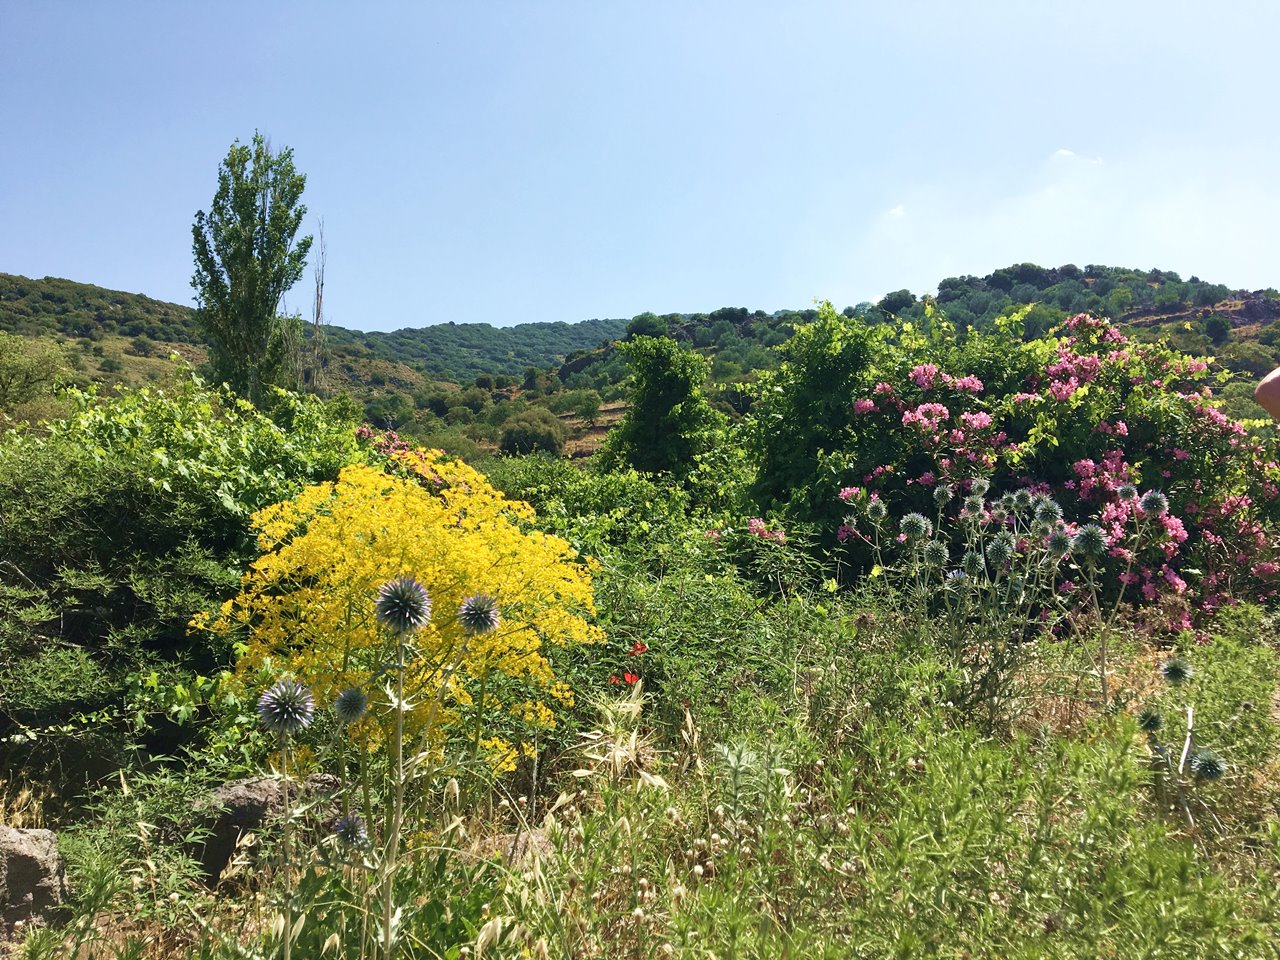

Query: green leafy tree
[[191, 133, 313, 404], [625, 312, 670, 340], [500, 407, 567, 456], [602, 336, 723, 478], [0, 331, 64, 410], [748, 304, 879, 513]]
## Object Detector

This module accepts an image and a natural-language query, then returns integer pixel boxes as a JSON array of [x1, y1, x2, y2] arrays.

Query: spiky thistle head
[[933, 483, 954, 508], [922, 540, 949, 567], [334, 688, 369, 725], [1117, 484, 1138, 501], [258, 679, 315, 736], [1161, 656, 1193, 686], [970, 478, 990, 498], [962, 494, 984, 516], [375, 576, 432, 635], [1140, 490, 1170, 516], [458, 594, 501, 635], [1189, 748, 1226, 782], [1071, 524, 1109, 561], [1012, 489, 1033, 514], [1136, 706, 1163, 733], [1034, 497, 1063, 526], [987, 530, 1016, 568], [900, 512, 932, 540], [333, 815, 368, 847], [1046, 528, 1072, 557], [961, 549, 985, 578], [867, 499, 888, 522]]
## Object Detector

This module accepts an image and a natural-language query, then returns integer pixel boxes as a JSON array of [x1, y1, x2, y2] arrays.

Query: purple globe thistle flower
[[987, 530, 1016, 568], [1117, 484, 1138, 501], [1189, 748, 1226, 782], [1034, 498, 1063, 526], [258, 679, 315, 736], [922, 540, 949, 568], [1070, 524, 1109, 561], [1139, 490, 1170, 517], [334, 688, 369, 725], [1137, 706, 1163, 733], [961, 549, 985, 578], [458, 594, 501, 635], [1046, 528, 1072, 557], [900, 512, 932, 540], [1161, 656, 1192, 686], [375, 576, 432, 635], [333, 815, 368, 847]]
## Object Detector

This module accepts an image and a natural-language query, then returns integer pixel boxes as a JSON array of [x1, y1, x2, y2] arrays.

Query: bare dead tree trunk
[[309, 219, 328, 395]]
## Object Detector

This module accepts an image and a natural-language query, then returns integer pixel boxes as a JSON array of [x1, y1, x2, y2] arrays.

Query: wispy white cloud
[[842, 148, 1279, 300]]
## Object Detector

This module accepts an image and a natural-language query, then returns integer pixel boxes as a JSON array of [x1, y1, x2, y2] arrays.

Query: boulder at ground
[[196, 774, 340, 883], [0, 826, 67, 925]]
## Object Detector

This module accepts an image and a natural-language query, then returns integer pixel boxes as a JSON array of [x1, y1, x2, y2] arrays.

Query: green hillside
[[0, 272, 627, 385], [7, 263, 1280, 455]]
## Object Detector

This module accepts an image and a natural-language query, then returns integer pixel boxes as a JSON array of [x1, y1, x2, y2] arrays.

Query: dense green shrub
[[498, 406, 566, 456], [601, 336, 724, 479], [753, 304, 1280, 623], [0, 380, 364, 785]]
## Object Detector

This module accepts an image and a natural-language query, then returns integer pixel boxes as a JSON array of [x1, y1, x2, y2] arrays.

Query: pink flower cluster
[[747, 518, 787, 543], [943, 373, 984, 393], [356, 424, 413, 458], [1065, 451, 1135, 500], [902, 403, 950, 430], [909, 363, 939, 389]]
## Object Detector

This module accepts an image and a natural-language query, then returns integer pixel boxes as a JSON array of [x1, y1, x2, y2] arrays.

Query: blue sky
[[3, 1, 1278, 331]]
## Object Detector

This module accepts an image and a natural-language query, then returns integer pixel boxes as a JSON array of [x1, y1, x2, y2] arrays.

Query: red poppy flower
[[608, 675, 621, 685], [628, 641, 648, 656], [623, 672, 640, 685]]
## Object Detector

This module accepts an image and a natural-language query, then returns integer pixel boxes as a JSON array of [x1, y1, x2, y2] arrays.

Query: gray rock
[[0, 826, 67, 925], [196, 774, 340, 883]]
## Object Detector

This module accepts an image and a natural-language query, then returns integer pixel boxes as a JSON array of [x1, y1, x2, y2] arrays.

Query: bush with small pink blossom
[[751, 302, 1280, 623]]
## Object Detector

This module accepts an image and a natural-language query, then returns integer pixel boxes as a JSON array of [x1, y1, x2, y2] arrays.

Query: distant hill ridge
[[5, 265, 1280, 395], [0, 272, 629, 384]]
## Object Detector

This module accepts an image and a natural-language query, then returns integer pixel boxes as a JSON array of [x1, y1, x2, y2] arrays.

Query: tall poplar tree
[[191, 133, 312, 404]]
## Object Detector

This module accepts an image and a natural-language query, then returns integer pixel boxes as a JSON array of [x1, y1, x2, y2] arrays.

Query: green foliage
[[497, 698, 1279, 958], [625, 311, 669, 339], [323, 317, 629, 383], [0, 272, 203, 343], [1143, 604, 1279, 775], [0, 330, 65, 410], [748, 302, 879, 513], [485, 454, 692, 555], [1205, 313, 1231, 346], [0, 380, 363, 786], [191, 132, 313, 404], [602, 336, 724, 478], [499, 406, 567, 456]]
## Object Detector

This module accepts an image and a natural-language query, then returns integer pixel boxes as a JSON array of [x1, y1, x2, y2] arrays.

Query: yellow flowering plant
[[207, 450, 603, 770]]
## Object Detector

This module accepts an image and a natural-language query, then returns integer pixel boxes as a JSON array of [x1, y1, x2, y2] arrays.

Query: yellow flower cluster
[[210, 453, 603, 762]]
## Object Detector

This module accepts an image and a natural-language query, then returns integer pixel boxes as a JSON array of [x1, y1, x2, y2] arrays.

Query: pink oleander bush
[[752, 303, 1280, 623]]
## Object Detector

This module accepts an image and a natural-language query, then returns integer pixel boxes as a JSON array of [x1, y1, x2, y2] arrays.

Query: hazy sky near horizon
[[3, 1, 1278, 332]]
